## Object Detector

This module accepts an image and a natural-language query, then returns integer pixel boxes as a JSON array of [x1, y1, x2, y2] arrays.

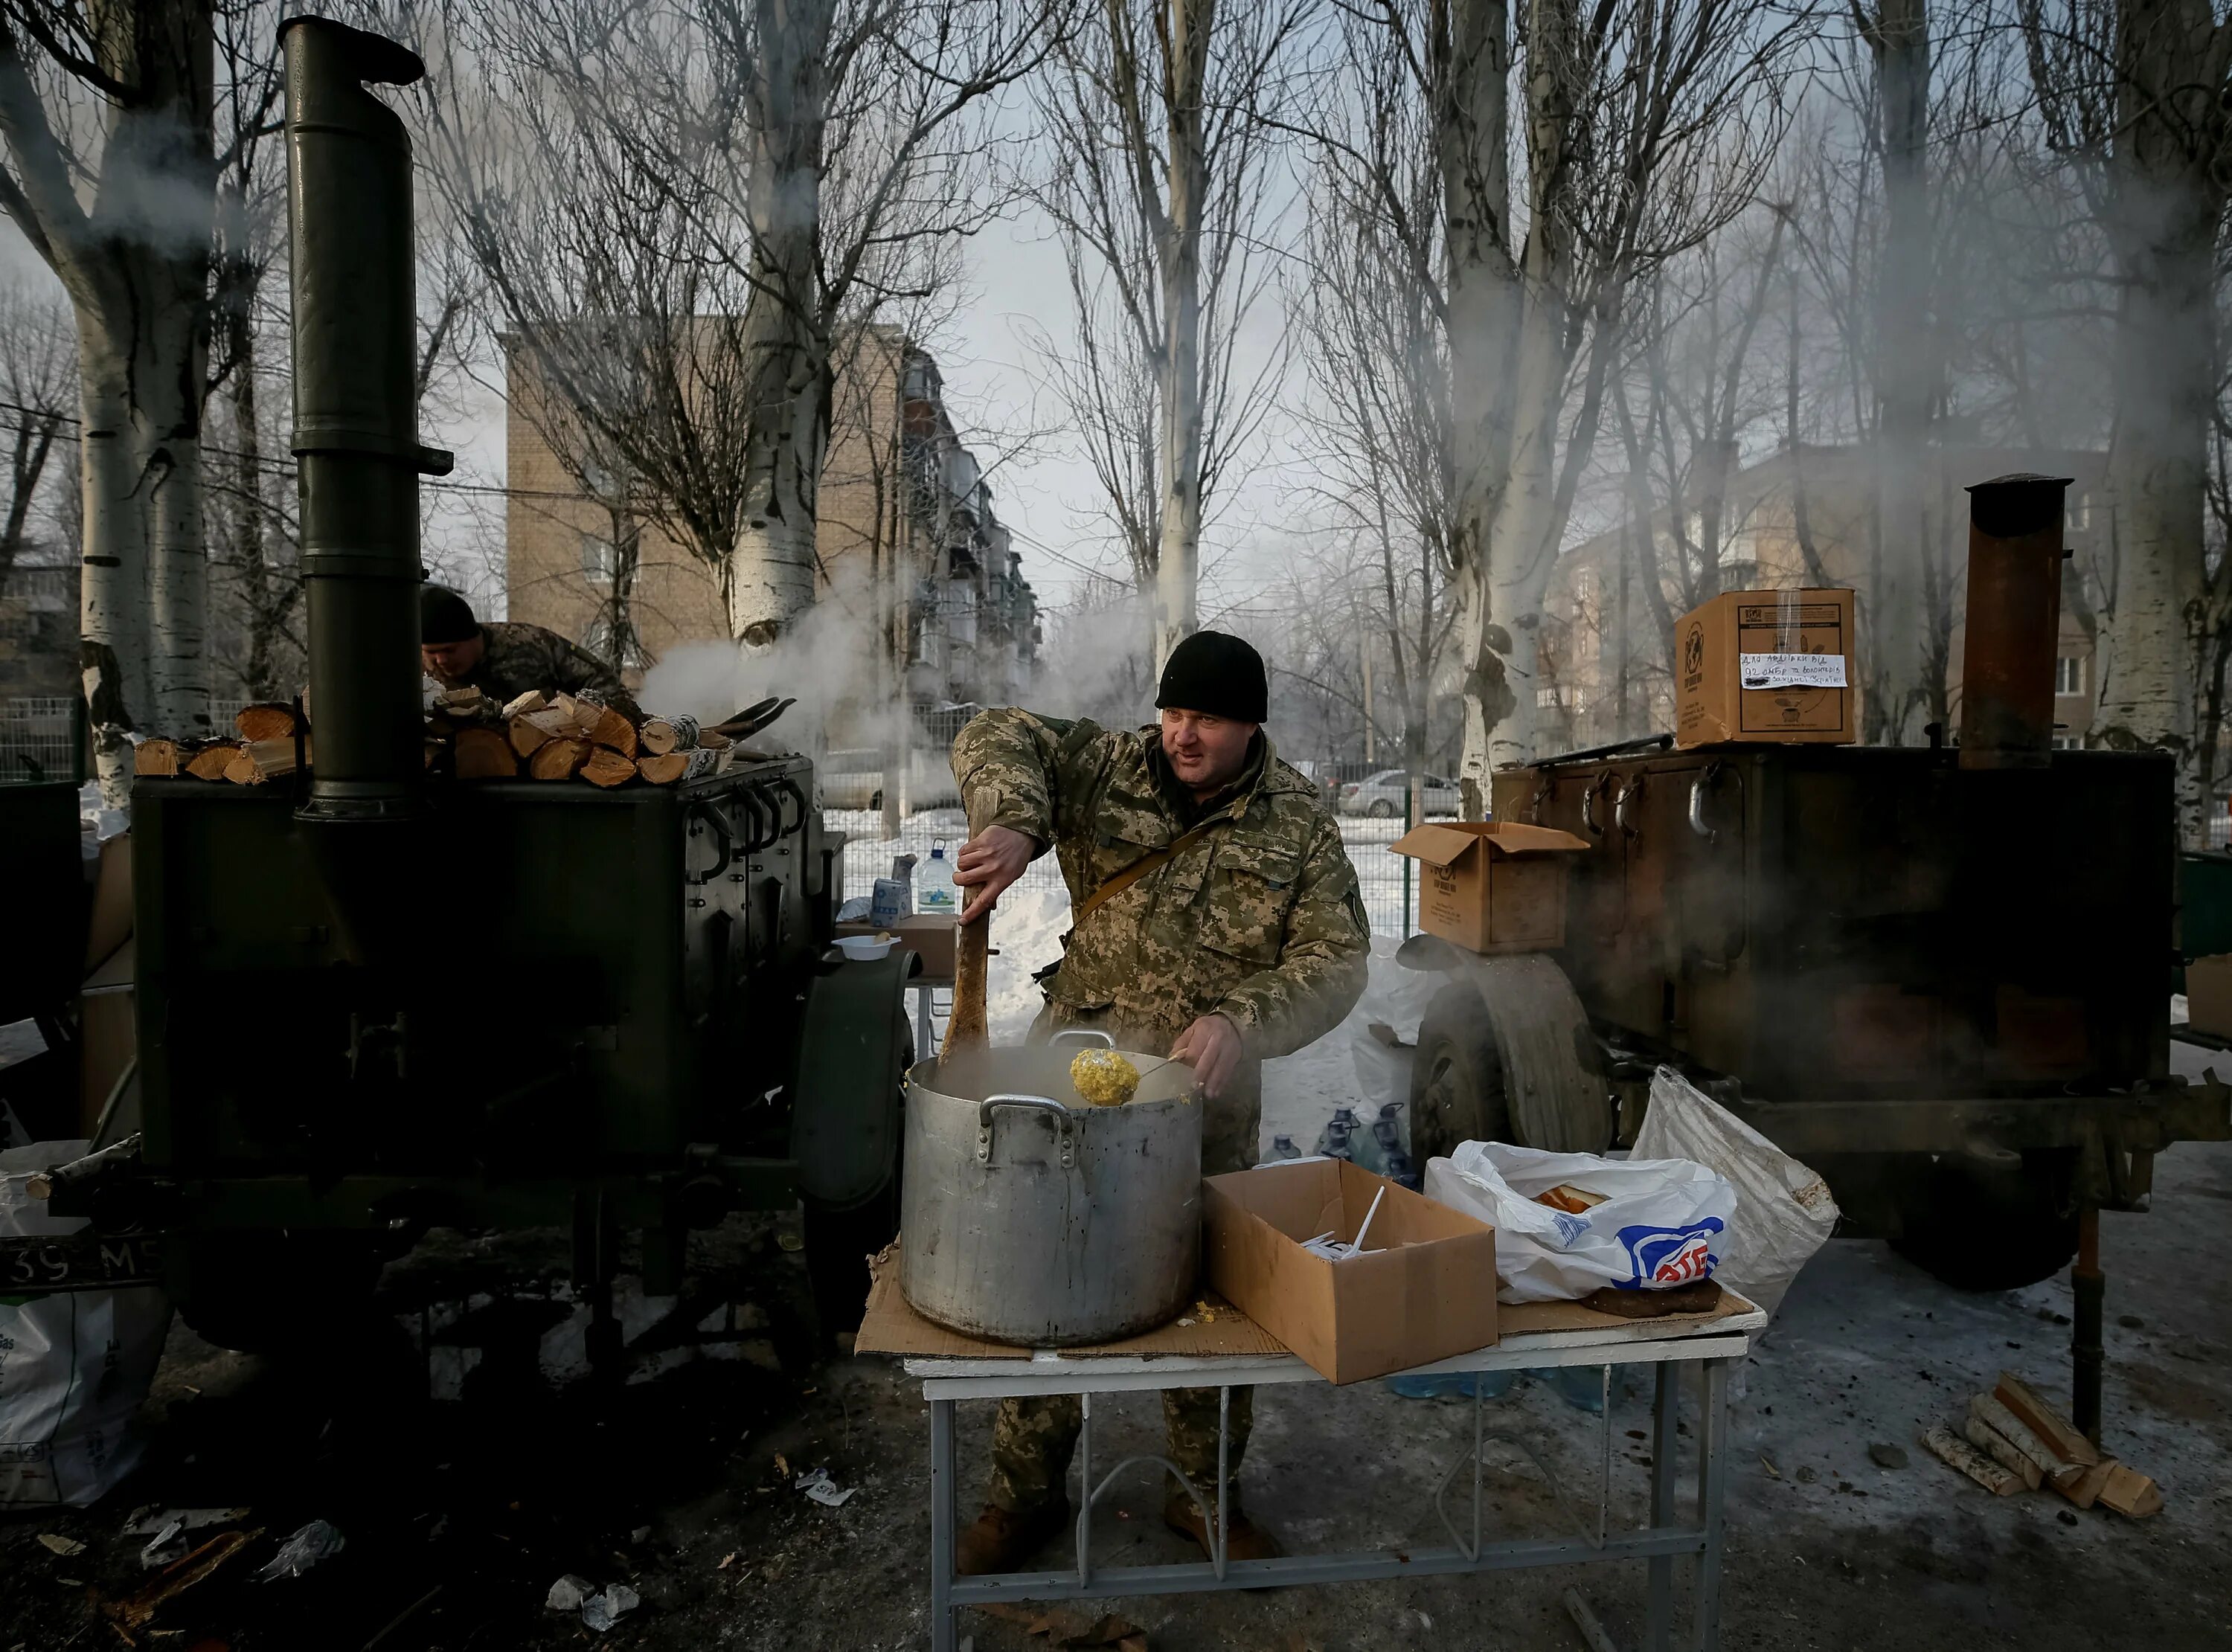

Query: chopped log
[[641, 714, 699, 756], [1993, 1373, 2100, 1468], [2050, 1458, 2114, 1510], [527, 736, 591, 780], [424, 739, 444, 770], [455, 725, 520, 780], [234, 701, 299, 742], [1922, 1424, 2022, 1497], [524, 706, 572, 736], [501, 689, 549, 718], [186, 743, 243, 782], [583, 747, 637, 788], [1968, 1394, 2071, 1478], [551, 692, 606, 738], [697, 727, 731, 751], [589, 704, 638, 757], [1962, 1417, 2042, 1489], [2097, 1463, 2162, 1519], [224, 739, 298, 785], [637, 749, 715, 785], [507, 716, 554, 759], [134, 739, 182, 777]]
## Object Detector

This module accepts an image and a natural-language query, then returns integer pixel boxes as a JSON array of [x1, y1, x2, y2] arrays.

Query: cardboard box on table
[[1388, 821, 1590, 955], [2187, 953, 2232, 1036], [1675, 587, 1857, 748], [1203, 1159, 1498, 1384]]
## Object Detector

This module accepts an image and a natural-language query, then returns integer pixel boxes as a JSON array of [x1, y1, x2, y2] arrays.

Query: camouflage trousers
[[986, 1006, 1261, 1514]]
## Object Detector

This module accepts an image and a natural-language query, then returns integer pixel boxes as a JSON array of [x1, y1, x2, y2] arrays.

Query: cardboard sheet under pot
[[899, 1045, 1202, 1346]]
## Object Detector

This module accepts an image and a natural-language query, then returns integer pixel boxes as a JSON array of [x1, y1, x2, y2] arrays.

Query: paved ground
[[4, 1033, 2228, 1650]]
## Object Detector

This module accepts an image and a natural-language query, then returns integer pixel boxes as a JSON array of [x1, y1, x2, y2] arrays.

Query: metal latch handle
[[976, 1093, 1077, 1169], [1048, 1028, 1115, 1049]]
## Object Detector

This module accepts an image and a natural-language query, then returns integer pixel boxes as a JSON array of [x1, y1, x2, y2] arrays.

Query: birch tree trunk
[[1152, 0, 1212, 671], [1863, 0, 1932, 745], [2090, 0, 2231, 843]]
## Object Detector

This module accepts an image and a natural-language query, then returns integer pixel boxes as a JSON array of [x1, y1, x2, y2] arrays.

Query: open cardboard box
[[1204, 1159, 1498, 1384], [1388, 820, 1589, 954]]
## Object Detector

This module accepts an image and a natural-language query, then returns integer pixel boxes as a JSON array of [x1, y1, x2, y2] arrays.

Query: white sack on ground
[[1347, 937, 1447, 1114], [1632, 1066, 1839, 1317], [1426, 1140, 1737, 1304], [1, 1140, 173, 1505]]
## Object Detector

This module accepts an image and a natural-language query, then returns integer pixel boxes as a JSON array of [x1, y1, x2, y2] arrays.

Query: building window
[[580, 532, 615, 587], [1719, 560, 1758, 591], [1574, 568, 1597, 608], [2054, 656, 2085, 696], [1535, 686, 1561, 710], [2052, 734, 2081, 751]]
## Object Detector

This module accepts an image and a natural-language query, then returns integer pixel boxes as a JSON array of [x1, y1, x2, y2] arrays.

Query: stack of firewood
[[135, 690, 777, 790]]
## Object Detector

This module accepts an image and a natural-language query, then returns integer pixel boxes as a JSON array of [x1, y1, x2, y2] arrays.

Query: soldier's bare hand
[[955, 824, 1036, 922], [1170, 1013, 1243, 1100]]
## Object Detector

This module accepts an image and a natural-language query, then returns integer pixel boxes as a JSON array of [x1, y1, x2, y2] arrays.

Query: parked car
[[820, 748, 963, 812], [1337, 769, 1460, 818]]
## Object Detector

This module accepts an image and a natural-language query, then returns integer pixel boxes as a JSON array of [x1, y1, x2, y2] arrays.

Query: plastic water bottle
[[1267, 1135, 1303, 1162], [1314, 1105, 1362, 1161], [916, 841, 958, 917]]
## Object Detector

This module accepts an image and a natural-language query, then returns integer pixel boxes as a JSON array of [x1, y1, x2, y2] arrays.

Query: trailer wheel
[[1409, 984, 1513, 1160], [1891, 1150, 2079, 1292]]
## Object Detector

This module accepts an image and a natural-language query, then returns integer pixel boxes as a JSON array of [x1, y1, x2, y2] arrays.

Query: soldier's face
[[421, 632, 484, 682], [1161, 708, 1256, 794]]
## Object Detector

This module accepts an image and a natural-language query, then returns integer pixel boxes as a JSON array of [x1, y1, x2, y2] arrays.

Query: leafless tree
[[1022, 0, 1308, 670], [0, 0, 240, 795], [0, 274, 71, 579], [416, 0, 1058, 646]]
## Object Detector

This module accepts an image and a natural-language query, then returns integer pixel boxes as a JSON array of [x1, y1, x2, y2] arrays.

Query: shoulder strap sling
[[1072, 806, 1240, 926]]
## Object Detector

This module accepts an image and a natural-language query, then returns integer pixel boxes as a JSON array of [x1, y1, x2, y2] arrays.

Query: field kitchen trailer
[[1405, 473, 2231, 1440], [28, 19, 911, 1358]]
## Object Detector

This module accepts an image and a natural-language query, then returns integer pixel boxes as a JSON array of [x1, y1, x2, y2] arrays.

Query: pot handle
[[1047, 1028, 1114, 1048], [977, 1093, 1076, 1169]]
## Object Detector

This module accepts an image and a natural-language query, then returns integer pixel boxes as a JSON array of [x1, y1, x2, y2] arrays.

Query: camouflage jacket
[[431, 622, 640, 718], [952, 710, 1370, 1058]]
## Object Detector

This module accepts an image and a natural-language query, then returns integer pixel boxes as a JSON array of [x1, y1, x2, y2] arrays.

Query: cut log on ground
[[641, 714, 699, 756], [1922, 1424, 2023, 1496], [224, 739, 298, 785], [528, 737, 591, 780], [234, 702, 299, 742], [1967, 1394, 2071, 1478], [2097, 1463, 2162, 1518], [583, 747, 637, 788], [507, 716, 554, 759], [186, 743, 244, 782], [455, 726, 520, 780], [134, 739, 182, 777], [2050, 1458, 2114, 1510], [637, 749, 716, 785], [589, 704, 638, 757], [1963, 1416, 2042, 1489], [1994, 1373, 2100, 1467]]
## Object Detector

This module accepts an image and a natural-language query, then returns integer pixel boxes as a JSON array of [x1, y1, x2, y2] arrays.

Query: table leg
[[1646, 1361, 1679, 1652], [1691, 1358, 1730, 1652], [930, 1396, 958, 1652]]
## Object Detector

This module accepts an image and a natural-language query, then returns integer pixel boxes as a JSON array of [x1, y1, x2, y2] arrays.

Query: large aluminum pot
[[900, 1038, 1202, 1346]]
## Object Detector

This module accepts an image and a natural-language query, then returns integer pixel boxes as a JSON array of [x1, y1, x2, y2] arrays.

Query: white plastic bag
[[1632, 1066, 1838, 1316], [1425, 1140, 1736, 1304], [1, 1140, 173, 1506]]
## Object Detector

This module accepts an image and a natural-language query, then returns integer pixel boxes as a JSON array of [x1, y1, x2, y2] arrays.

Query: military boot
[[1164, 1493, 1283, 1565], [955, 1499, 1071, 1575]]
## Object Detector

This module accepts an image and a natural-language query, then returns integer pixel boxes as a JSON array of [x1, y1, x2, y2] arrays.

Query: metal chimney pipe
[[1958, 472, 2072, 770], [281, 18, 453, 823]]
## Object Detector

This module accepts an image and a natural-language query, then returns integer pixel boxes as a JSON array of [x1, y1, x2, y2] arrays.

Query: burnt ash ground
[[5, 1064, 2231, 1651]]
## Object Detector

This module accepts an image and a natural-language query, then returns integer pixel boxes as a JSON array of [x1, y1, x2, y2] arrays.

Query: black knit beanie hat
[[420, 585, 479, 644], [1155, 630, 1268, 724]]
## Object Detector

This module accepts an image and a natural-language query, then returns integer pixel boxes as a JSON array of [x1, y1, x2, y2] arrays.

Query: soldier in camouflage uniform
[[419, 585, 641, 716], [947, 630, 1370, 1575]]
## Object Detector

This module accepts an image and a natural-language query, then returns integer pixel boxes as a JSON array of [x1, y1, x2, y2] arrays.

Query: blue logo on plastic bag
[[1614, 1219, 1723, 1288], [1550, 1211, 1591, 1246]]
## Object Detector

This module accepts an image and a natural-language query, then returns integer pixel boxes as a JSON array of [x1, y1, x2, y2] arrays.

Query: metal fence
[[0, 697, 79, 784], [827, 806, 1437, 939]]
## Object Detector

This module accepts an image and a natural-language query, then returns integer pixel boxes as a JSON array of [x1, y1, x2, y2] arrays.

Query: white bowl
[[836, 934, 897, 961]]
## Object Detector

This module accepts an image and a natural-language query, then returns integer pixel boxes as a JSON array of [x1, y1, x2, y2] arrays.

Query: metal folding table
[[906, 1302, 1763, 1652]]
